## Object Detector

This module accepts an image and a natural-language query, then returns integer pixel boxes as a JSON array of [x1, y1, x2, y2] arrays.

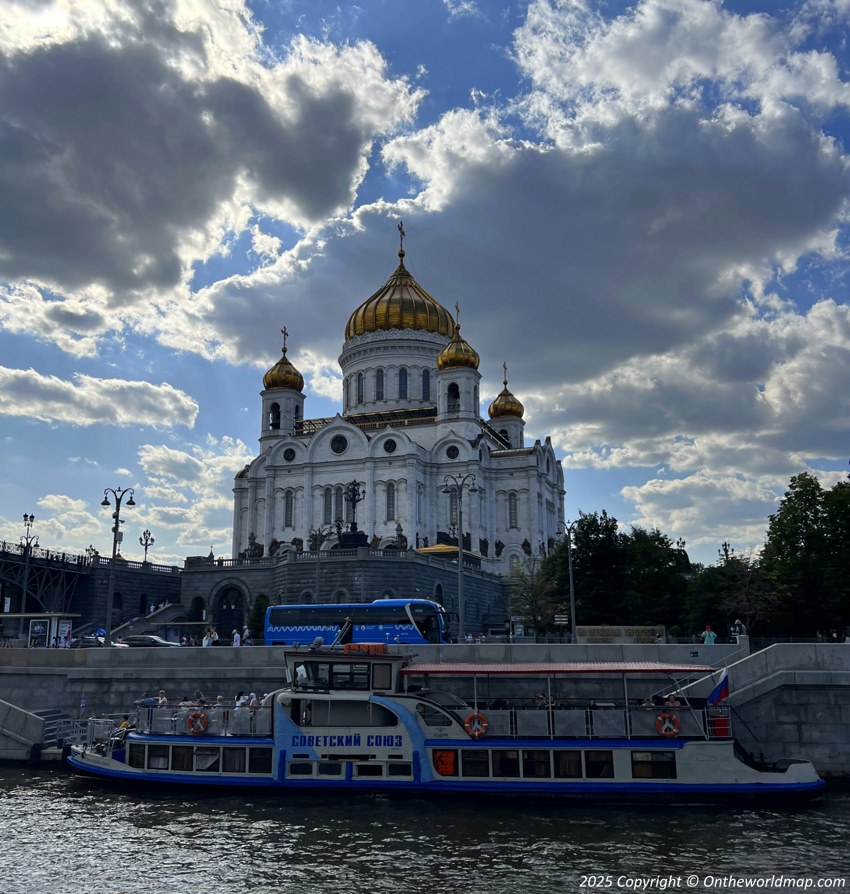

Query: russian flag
[[707, 669, 730, 705]]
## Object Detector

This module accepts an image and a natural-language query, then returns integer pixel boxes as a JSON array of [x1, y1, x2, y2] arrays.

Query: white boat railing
[[134, 705, 273, 738]]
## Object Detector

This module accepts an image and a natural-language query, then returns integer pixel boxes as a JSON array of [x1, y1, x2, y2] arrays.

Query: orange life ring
[[187, 711, 209, 735], [655, 712, 680, 737], [463, 711, 489, 739]]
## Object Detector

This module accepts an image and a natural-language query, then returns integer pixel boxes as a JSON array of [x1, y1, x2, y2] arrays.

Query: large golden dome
[[436, 322, 480, 370], [345, 249, 454, 340], [263, 328, 304, 391], [488, 366, 524, 418]]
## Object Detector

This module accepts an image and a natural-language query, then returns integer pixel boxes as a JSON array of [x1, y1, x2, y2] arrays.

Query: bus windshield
[[264, 599, 448, 646]]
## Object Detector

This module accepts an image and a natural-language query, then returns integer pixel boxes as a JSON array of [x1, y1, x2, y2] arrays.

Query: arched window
[[376, 368, 384, 401], [284, 491, 294, 528], [269, 402, 281, 430], [447, 382, 460, 413], [385, 482, 395, 522], [357, 372, 364, 404], [508, 492, 519, 529], [349, 377, 356, 408], [398, 367, 408, 399], [323, 487, 333, 525], [500, 428, 510, 446], [449, 489, 458, 527], [422, 369, 430, 401], [509, 555, 520, 571]]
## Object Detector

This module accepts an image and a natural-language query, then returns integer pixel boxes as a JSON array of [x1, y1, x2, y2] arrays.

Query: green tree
[[621, 527, 689, 626], [246, 593, 270, 643], [509, 556, 558, 635], [570, 510, 627, 625]]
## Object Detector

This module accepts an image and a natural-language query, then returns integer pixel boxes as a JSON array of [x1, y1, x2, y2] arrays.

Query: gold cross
[[398, 220, 405, 252], [281, 326, 288, 351]]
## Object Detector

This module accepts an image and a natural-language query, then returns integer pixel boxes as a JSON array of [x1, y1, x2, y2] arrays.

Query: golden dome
[[263, 327, 304, 391], [488, 364, 524, 418], [436, 322, 480, 370], [345, 249, 454, 340]]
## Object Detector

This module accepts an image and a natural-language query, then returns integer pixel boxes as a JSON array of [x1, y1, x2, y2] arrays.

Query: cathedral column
[[303, 466, 314, 540], [365, 458, 376, 535]]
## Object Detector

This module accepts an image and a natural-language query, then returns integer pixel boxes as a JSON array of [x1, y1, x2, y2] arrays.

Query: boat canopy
[[402, 662, 716, 676]]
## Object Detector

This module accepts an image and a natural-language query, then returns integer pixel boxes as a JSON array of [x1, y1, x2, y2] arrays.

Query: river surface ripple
[[1, 769, 848, 894]]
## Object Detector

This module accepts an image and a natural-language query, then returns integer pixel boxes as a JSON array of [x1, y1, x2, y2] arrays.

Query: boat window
[[318, 761, 343, 776], [585, 750, 614, 778], [492, 749, 521, 778], [194, 747, 220, 772], [432, 749, 458, 777], [372, 663, 393, 690], [387, 763, 412, 777], [309, 700, 398, 727], [146, 745, 169, 770], [522, 749, 552, 778], [631, 751, 677, 779], [171, 746, 193, 771], [553, 751, 583, 778], [128, 744, 145, 769], [461, 750, 490, 777], [289, 762, 314, 776], [248, 748, 273, 774], [416, 703, 453, 727], [330, 663, 371, 691], [355, 764, 383, 777], [223, 748, 246, 773]]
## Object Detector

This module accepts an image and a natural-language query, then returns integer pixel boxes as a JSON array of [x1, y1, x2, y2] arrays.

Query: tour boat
[[66, 646, 825, 804]]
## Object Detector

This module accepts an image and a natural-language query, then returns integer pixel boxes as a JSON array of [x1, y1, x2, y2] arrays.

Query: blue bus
[[264, 598, 449, 646]]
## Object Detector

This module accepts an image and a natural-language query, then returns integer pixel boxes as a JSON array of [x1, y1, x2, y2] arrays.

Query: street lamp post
[[101, 487, 135, 640], [139, 529, 155, 564], [309, 526, 334, 599], [441, 473, 478, 641], [20, 514, 38, 621], [558, 520, 577, 644]]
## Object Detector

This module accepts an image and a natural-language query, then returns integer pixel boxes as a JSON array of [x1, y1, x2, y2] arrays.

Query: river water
[[1, 768, 848, 894]]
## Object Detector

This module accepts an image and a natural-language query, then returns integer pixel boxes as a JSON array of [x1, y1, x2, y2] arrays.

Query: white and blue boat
[[66, 646, 825, 804]]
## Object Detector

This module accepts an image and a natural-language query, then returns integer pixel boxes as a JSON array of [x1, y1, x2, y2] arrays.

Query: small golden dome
[[436, 322, 480, 370], [488, 364, 524, 418], [263, 327, 304, 391], [345, 249, 454, 340]]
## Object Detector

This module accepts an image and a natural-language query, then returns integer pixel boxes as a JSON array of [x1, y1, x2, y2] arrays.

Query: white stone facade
[[233, 255, 565, 576]]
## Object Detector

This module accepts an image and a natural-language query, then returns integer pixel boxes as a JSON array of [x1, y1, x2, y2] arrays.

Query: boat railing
[[462, 702, 731, 741], [134, 704, 273, 738]]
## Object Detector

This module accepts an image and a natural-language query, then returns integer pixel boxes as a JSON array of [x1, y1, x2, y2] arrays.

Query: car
[[69, 636, 128, 648], [122, 635, 182, 648]]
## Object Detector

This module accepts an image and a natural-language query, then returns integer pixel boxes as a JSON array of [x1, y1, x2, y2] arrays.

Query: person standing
[[232, 628, 241, 647], [700, 625, 717, 645]]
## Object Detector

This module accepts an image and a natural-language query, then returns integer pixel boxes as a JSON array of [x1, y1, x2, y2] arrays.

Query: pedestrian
[[700, 625, 717, 645], [232, 628, 241, 647], [202, 628, 212, 648], [242, 625, 252, 647]]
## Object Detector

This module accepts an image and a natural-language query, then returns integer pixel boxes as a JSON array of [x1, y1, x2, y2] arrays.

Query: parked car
[[69, 636, 127, 648], [122, 635, 181, 648]]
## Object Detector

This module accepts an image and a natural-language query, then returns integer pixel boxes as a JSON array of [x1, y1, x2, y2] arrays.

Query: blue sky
[[0, 0, 848, 568]]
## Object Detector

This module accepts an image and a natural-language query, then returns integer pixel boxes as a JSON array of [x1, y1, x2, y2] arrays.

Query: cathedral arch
[[398, 367, 408, 399], [385, 482, 396, 522], [433, 583, 444, 604], [357, 372, 364, 404], [447, 382, 460, 413], [508, 492, 519, 529], [284, 490, 294, 528], [422, 368, 431, 401], [323, 487, 333, 525], [269, 402, 280, 430], [332, 588, 350, 604], [376, 368, 384, 401]]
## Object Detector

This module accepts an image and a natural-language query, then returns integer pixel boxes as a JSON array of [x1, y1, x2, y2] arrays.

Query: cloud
[[0, 0, 423, 311], [0, 366, 198, 427]]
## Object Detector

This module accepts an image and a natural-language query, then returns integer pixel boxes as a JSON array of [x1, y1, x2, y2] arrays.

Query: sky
[[0, 0, 849, 569]]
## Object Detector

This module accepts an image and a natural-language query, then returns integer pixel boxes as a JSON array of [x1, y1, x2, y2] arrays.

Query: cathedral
[[231, 230, 565, 581]]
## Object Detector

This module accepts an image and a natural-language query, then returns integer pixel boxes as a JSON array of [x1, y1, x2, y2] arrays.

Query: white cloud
[[0, 367, 198, 428]]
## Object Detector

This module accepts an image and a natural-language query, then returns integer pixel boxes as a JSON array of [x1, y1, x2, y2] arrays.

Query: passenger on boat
[[664, 693, 682, 708], [178, 695, 192, 708], [134, 692, 158, 708], [194, 689, 206, 706], [157, 690, 168, 707], [640, 695, 655, 709]]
